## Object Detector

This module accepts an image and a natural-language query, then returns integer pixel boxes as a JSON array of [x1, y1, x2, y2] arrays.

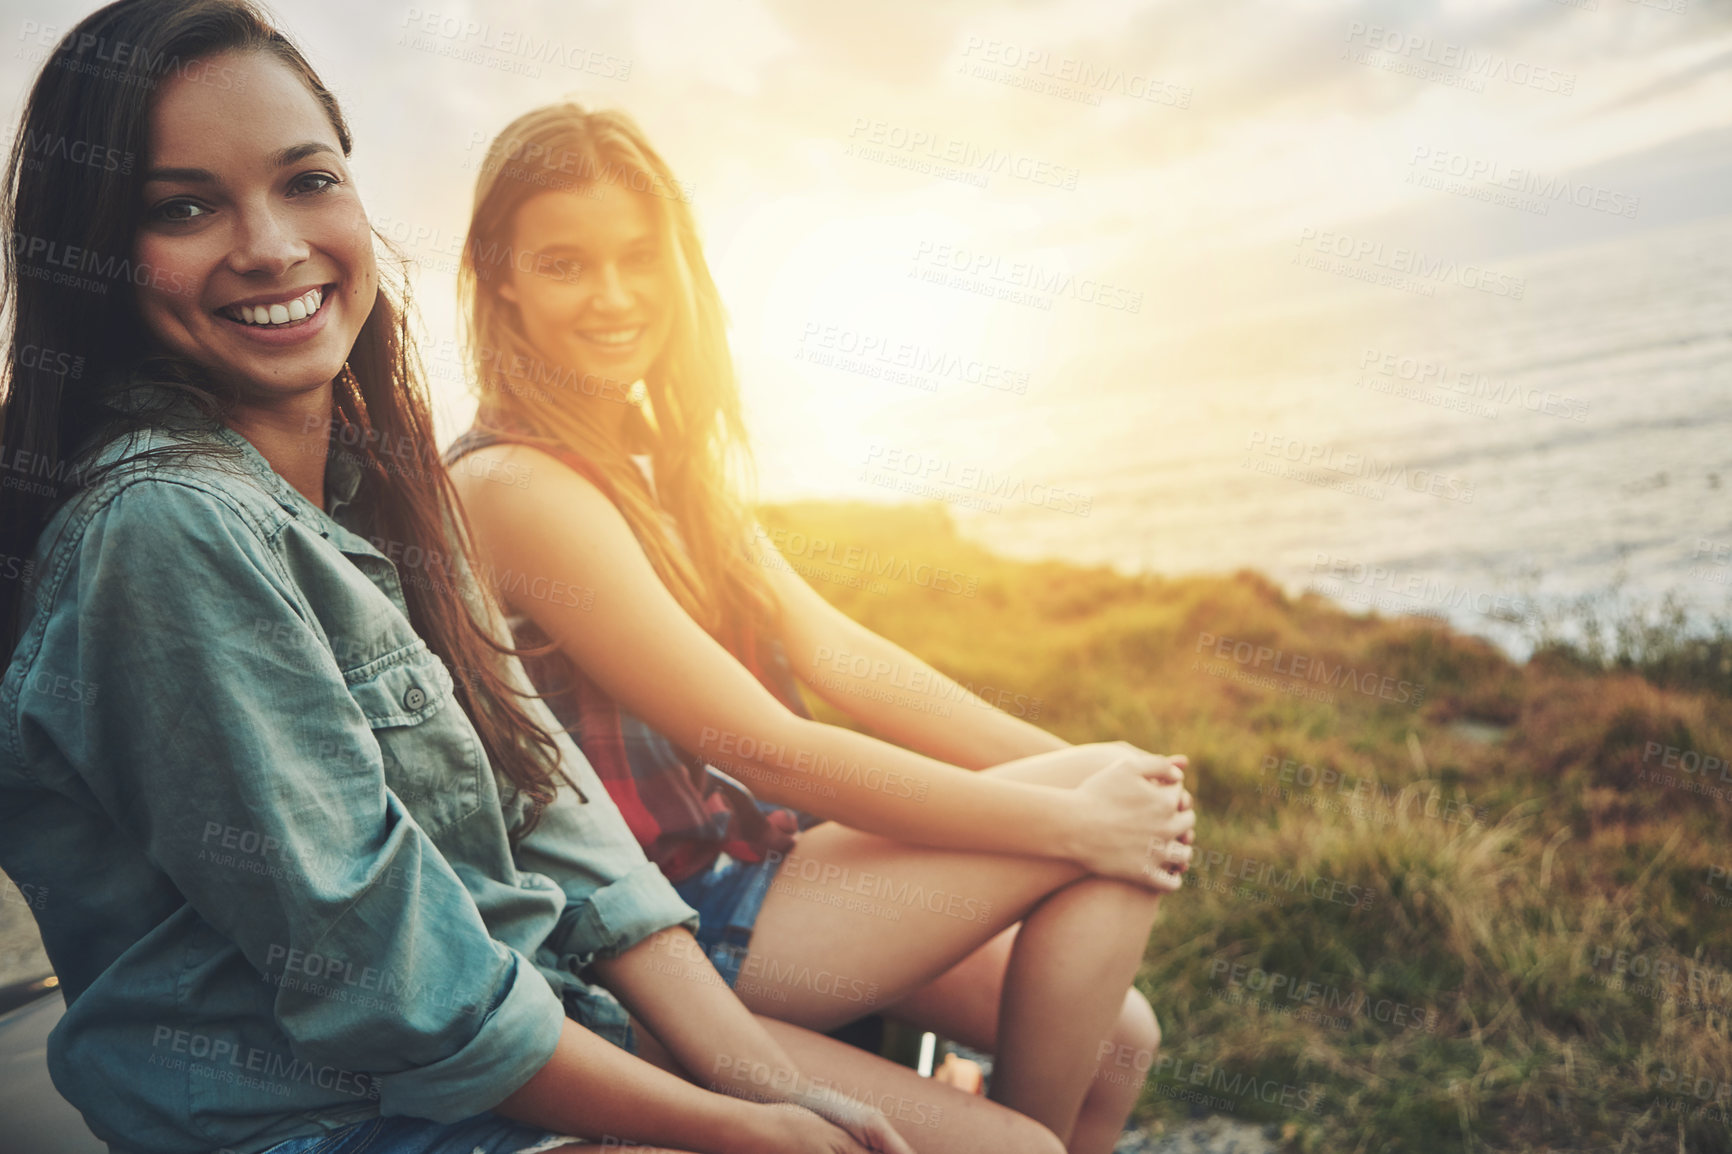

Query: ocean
[[944, 212, 1732, 659]]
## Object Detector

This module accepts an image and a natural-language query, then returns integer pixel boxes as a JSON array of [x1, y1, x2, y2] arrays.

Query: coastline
[[757, 499, 1732, 1153], [4, 499, 1728, 1152]]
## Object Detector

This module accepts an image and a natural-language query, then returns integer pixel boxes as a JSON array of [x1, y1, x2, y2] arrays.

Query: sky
[[4, 0, 1729, 502]]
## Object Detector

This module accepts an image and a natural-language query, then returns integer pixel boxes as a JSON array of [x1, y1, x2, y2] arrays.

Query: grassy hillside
[[759, 500, 1732, 1154]]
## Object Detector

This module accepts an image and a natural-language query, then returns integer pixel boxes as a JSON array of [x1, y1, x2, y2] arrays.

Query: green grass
[[1525, 585, 1732, 699], [761, 499, 1732, 1154]]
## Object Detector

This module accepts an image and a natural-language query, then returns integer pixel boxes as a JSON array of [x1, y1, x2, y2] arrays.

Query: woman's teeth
[[580, 327, 642, 348], [226, 287, 324, 326]]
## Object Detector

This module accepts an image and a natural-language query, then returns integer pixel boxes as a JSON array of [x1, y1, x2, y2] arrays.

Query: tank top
[[444, 416, 815, 882]]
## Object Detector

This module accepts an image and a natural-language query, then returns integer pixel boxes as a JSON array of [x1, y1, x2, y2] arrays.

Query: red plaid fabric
[[446, 418, 810, 883]]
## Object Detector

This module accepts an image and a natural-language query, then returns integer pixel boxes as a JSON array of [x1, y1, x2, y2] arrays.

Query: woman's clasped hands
[[1070, 743, 1198, 890]]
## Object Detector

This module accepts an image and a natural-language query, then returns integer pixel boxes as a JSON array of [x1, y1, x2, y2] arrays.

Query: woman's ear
[[497, 278, 519, 305]]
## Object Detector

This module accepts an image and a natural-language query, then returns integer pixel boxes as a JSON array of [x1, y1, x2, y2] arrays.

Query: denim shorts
[[257, 1111, 582, 1154], [671, 850, 786, 987]]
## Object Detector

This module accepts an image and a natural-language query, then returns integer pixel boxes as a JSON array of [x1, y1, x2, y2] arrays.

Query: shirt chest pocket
[[344, 642, 484, 838]]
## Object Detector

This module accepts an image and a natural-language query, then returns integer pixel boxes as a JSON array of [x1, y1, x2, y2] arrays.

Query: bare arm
[[493, 1013, 882, 1154], [587, 928, 915, 1153], [493, 1016, 760, 1150], [451, 445, 1192, 887], [757, 538, 1066, 768]]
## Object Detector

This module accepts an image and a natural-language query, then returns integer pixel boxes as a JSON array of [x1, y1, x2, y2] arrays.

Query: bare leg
[[910, 747, 1168, 1153], [735, 743, 1172, 1149], [632, 1013, 1068, 1154], [738, 825, 1078, 1027], [883, 930, 1161, 1154], [988, 877, 1160, 1148], [736, 741, 1158, 1025]]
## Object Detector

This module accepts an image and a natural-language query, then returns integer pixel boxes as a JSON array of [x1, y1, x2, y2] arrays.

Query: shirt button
[[402, 685, 427, 711]]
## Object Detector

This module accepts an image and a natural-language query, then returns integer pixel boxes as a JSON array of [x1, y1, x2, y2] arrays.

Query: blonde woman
[[445, 105, 1197, 1154]]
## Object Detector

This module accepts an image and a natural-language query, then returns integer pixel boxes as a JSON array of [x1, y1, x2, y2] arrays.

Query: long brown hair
[[458, 104, 780, 657], [0, 0, 572, 837]]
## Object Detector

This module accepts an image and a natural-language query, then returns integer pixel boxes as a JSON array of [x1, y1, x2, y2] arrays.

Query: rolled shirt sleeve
[[30, 479, 565, 1121], [441, 503, 700, 973], [512, 750, 701, 977]]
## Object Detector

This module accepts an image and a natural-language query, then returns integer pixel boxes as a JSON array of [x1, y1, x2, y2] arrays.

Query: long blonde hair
[[458, 104, 780, 655]]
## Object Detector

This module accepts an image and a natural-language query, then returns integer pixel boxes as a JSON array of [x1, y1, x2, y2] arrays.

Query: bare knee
[[1129, 977, 1156, 1039], [1095, 987, 1159, 1076], [1120, 986, 1160, 1058]]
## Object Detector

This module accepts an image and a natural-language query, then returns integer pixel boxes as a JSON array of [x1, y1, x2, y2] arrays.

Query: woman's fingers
[[1134, 756, 1184, 784], [1077, 761, 1199, 884], [1141, 779, 1193, 830], [859, 1112, 917, 1154], [1128, 752, 1191, 787], [1102, 742, 1185, 781], [1137, 862, 1186, 892], [1147, 836, 1194, 871]]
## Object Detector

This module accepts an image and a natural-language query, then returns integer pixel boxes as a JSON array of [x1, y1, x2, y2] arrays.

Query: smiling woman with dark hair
[[0, 3, 1064, 1154]]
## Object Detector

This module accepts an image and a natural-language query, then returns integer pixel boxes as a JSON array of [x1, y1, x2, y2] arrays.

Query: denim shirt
[[0, 389, 698, 1154]]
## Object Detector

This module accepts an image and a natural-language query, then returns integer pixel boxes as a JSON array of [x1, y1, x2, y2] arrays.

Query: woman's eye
[[148, 199, 209, 224], [290, 172, 341, 196], [531, 254, 582, 281]]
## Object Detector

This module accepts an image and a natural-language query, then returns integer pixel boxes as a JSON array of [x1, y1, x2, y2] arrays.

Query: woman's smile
[[214, 281, 336, 344], [574, 322, 648, 355]]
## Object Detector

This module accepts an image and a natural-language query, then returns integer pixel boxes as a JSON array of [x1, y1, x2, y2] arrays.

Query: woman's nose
[[593, 263, 634, 311], [226, 203, 309, 278]]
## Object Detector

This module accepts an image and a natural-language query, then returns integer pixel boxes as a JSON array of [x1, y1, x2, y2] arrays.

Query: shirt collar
[[100, 377, 378, 553], [323, 437, 364, 520]]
